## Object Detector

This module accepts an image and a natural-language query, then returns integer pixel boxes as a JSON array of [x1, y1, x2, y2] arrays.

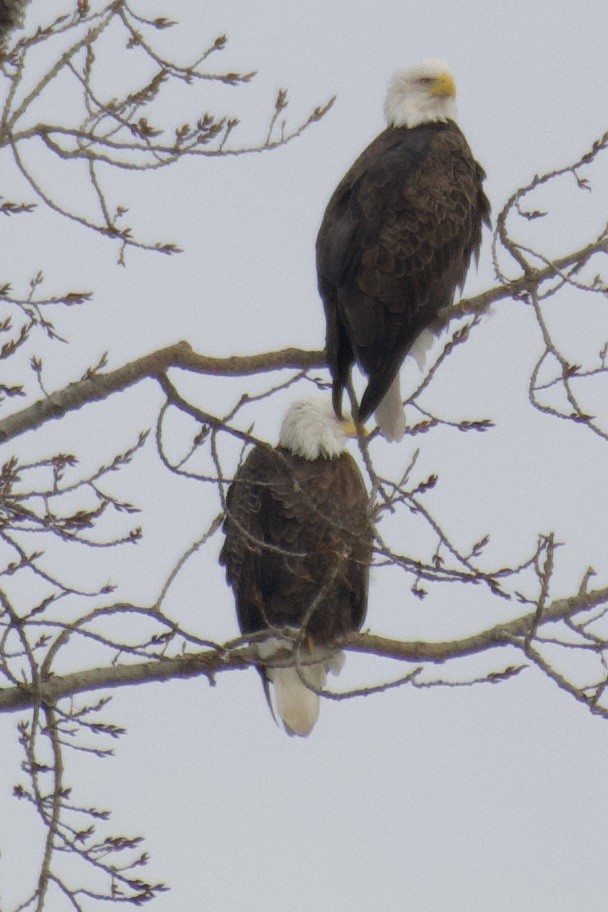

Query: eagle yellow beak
[[341, 417, 368, 439], [430, 73, 456, 98]]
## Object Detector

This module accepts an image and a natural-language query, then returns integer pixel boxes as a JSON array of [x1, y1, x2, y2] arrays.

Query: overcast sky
[[1, 1, 608, 910]]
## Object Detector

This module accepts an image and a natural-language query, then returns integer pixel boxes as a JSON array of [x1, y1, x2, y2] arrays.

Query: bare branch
[[1, 582, 607, 714]]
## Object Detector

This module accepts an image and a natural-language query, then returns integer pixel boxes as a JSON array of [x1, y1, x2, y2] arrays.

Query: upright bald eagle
[[317, 60, 490, 440], [220, 398, 372, 737]]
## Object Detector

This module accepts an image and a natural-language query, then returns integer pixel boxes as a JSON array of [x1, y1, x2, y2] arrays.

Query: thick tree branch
[[1, 583, 606, 714], [0, 341, 325, 444], [2, 238, 606, 448]]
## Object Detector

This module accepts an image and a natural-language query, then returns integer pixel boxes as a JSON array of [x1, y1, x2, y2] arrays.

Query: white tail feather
[[258, 637, 346, 736], [269, 664, 327, 737], [374, 373, 406, 442], [409, 328, 437, 371]]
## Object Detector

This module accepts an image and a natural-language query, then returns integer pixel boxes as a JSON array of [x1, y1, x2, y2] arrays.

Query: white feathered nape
[[278, 397, 349, 460], [258, 637, 345, 737], [374, 374, 406, 442]]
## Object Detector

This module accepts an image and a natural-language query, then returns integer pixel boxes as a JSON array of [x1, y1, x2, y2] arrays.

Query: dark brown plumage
[[317, 118, 490, 429], [219, 399, 373, 735], [220, 444, 371, 645]]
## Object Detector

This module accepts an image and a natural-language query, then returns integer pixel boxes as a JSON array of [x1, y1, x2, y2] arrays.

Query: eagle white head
[[278, 397, 356, 461], [385, 60, 457, 129]]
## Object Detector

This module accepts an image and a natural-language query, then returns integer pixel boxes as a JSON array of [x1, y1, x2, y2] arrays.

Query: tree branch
[[3, 236, 606, 449], [437, 236, 608, 322], [0, 341, 325, 444], [1, 583, 606, 714]]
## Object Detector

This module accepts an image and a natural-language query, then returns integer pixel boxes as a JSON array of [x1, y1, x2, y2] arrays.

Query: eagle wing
[[317, 121, 490, 420]]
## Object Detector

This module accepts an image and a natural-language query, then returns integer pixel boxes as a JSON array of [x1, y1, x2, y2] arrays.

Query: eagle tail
[[269, 663, 327, 737], [267, 650, 344, 738], [374, 373, 406, 442]]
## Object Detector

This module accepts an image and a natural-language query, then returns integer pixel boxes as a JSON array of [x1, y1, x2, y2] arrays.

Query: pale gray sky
[[1, 1, 608, 910]]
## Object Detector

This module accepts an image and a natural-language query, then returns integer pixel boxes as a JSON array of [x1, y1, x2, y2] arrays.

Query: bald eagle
[[220, 398, 372, 737], [316, 60, 490, 441]]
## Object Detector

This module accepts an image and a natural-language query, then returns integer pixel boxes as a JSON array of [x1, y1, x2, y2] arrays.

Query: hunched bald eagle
[[316, 60, 490, 441], [220, 398, 372, 737]]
